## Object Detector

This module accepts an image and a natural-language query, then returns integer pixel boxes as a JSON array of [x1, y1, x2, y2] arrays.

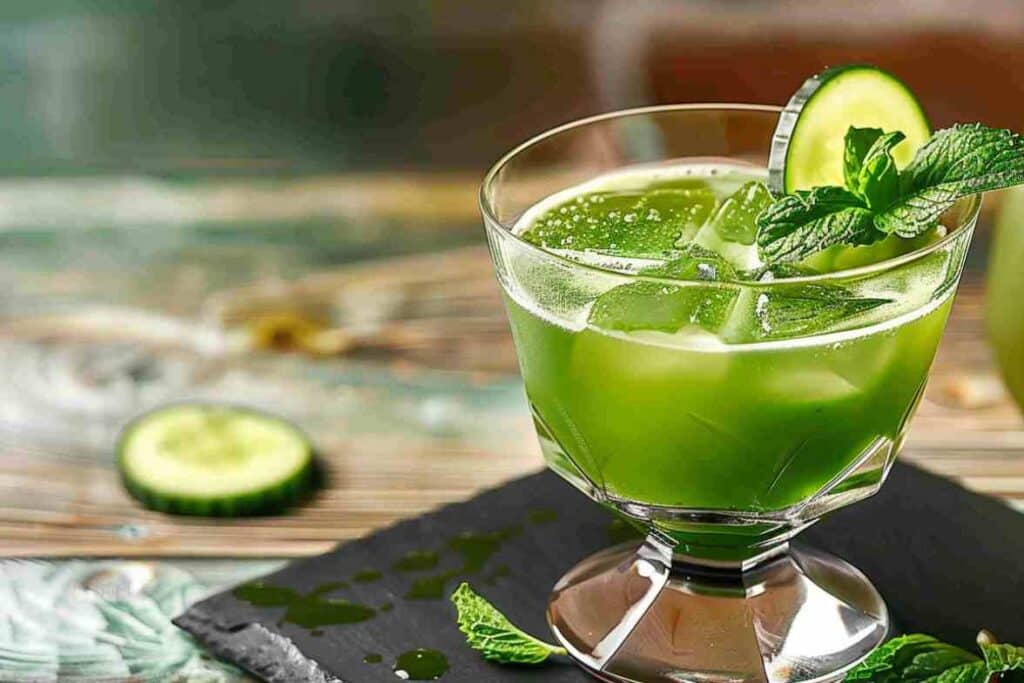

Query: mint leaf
[[845, 127, 886, 191], [855, 131, 905, 210], [906, 650, 987, 680], [748, 282, 890, 341], [843, 127, 905, 209], [923, 661, 991, 683], [451, 583, 566, 665], [756, 186, 878, 264], [588, 281, 737, 334], [845, 634, 980, 683], [980, 643, 1024, 673], [875, 123, 1024, 237], [844, 634, 1024, 683], [718, 281, 889, 343]]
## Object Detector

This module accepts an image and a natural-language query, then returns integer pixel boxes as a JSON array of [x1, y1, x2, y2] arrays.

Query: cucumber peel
[[769, 65, 931, 194], [118, 403, 315, 516]]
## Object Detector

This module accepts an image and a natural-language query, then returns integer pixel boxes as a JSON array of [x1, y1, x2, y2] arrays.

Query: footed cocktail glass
[[480, 106, 977, 683]]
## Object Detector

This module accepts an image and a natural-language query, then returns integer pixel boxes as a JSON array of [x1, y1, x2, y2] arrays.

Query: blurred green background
[[0, 0, 1021, 175]]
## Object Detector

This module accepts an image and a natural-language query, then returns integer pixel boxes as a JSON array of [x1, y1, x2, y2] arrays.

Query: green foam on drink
[[520, 185, 717, 257]]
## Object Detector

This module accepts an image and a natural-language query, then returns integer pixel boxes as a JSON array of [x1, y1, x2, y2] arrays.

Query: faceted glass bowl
[[480, 105, 978, 682]]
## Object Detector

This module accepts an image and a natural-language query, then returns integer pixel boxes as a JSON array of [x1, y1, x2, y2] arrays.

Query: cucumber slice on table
[[118, 404, 314, 516], [769, 65, 931, 194]]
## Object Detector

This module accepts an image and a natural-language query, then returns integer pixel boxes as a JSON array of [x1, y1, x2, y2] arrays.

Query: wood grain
[[1, 249, 1022, 559]]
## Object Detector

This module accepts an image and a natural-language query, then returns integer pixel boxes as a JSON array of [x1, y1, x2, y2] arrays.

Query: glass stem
[[584, 534, 673, 671]]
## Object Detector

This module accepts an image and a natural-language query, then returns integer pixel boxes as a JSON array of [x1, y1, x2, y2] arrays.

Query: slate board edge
[[173, 469, 554, 682], [176, 612, 343, 683]]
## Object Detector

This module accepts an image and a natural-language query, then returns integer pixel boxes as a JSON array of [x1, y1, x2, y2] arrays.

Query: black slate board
[[175, 463, 1024, 682]]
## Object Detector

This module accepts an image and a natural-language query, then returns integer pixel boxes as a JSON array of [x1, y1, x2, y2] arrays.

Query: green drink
[[500, 162, 967, 553], [507, 293, 951, 513]]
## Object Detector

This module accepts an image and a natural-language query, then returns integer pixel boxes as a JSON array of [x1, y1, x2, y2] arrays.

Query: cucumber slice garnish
[[769, 65, 931, 194], [118, 404, 314, 516]]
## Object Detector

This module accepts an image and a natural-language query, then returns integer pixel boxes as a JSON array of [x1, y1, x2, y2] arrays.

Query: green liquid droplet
[[405, 571, 457, 600], [380, 601, 394, 612], [393, 550, 440, 572], [353, 569, 383, 583], [393, 649, 449, 680], [233, 582, 303, 607], [364, 653, 383, 664], [527, 507, 558, 524], [308, 581, 349, 599], [400, 525, 522, 600], [233, 582, 376, 628], [282, 598, 376, 628]]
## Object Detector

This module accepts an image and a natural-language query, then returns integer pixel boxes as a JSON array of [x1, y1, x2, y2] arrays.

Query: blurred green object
[[986, 186, 1024, 411], [0, 0, 591, 175]]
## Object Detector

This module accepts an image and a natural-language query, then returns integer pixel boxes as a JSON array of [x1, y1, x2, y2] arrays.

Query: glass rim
[[479, 103, 981, 286]]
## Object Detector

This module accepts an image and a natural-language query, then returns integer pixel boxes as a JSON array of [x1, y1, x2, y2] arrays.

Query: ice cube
[[759, 365, 861, 404], [688, 181, 772, 272], [641, 244, 737, 282], [706, 181, 772, 245], [588, 281, 737, 334], [570, 322, 730, 392], [691, 226, 763, 274]]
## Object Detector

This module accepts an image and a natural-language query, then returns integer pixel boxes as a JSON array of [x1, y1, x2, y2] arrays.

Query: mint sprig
[[450, 582, 566, 665], [757, 123, 1024, 264], [981, 642, 1024, 674], [844, 634, 980, 682], [844, 632, 1024, 682]]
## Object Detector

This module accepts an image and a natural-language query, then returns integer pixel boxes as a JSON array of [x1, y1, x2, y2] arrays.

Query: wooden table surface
[[0, 171, 1015, 561], [1, 182, 1022, 560]]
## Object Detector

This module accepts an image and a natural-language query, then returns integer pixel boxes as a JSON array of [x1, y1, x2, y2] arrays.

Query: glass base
[[547, 536, 888, 683]]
